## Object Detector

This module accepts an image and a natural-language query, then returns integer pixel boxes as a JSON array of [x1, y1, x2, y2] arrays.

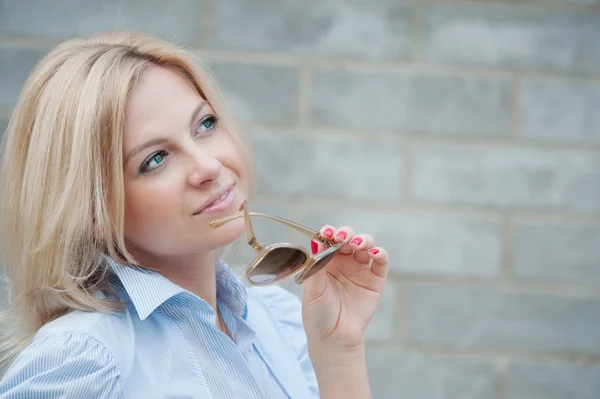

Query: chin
[[211, 217, 245, 247]]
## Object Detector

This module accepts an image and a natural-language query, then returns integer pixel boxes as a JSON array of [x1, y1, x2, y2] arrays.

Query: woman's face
[[122, 66, 248, 262]]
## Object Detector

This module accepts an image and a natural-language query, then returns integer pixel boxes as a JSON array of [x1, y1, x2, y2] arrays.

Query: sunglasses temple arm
[[210, 212, 319, 239], [242, 204, 258, 247], [249, 212, 319, 239]]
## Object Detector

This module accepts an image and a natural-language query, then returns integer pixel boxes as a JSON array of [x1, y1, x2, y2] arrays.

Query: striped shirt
[[0, 257, 319, 398]]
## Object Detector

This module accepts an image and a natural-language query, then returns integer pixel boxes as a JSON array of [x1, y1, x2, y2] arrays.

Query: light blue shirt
[[0, 257, 320, 398]]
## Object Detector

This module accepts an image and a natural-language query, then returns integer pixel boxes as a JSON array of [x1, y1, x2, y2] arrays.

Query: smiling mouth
[[194, 185, 236, 215]]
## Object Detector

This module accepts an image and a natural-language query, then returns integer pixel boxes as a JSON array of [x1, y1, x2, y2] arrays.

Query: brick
[[212, 0, 412, 60], [367, 350, 498, 399], [421, 3, 600, 73], [299, 207, 502, 277], [0, 0, 203, 43], [0, 46, 46, 107], [251, 131, 403, 200], [412, 144, 600, 211], [405, 283, 600, 354], [310, 69, 511, 135], [515, 219, 600, 285], [211, 63, 299, 124], [508, 361, 600, 399], [521, 77, 600, 142]]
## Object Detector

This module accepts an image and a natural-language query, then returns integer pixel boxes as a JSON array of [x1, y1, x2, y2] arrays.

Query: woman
[[0, 31, 389, 398]]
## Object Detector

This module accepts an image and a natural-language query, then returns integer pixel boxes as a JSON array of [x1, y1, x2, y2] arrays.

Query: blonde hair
[[0, 31, 252, 372]]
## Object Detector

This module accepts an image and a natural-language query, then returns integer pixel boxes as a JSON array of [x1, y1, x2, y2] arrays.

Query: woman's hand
[[301, 225, 389, 353]]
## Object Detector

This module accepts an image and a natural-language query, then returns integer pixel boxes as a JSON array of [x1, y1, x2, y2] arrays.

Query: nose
[[186, 146, 222, 187]]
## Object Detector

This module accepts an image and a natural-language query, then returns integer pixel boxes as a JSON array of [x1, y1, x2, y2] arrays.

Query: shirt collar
[[104, 255, 248, 320]]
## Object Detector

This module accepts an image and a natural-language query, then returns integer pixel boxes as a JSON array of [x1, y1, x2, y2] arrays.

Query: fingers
[[313, 225, 356, 255], [333, 226, 356, 255], [314, 224, 389, 278], [313, 225, 337, 254], [369, 247, 389, 279], [349, 233, 375, 264]]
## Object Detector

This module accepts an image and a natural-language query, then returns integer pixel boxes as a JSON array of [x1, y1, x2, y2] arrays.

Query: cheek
[[221, 135, 250, 189], [123, 180, 179, 237]]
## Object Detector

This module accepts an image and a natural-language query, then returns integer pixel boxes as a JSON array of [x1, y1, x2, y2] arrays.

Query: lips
[[193, 184, 234, 215]]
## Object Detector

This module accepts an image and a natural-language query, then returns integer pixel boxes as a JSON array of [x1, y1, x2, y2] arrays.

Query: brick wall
[[1, 1, 600, 397]]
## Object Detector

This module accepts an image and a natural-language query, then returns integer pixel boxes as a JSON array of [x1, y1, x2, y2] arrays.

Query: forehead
[[124, 66, 203, 146]]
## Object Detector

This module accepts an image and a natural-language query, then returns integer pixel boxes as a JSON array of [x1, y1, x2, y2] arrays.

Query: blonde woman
[[0, 31, 389, 398]]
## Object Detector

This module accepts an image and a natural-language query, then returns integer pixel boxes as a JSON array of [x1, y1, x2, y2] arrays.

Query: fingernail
[[336, 231, 347, 240], [370, 249, 380, 255], [323, 228, 334, 238], [311, 240, 318, 254], [350, 237, 363, 246]]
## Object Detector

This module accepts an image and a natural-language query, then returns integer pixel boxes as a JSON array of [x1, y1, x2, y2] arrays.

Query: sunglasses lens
[[294, 244, 340, 284], [248, 247, 307, 285]]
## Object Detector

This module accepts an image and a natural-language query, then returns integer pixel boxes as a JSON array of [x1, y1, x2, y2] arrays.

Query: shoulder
[[33, 305, 135, 374], [0, 328, 122, 397], [35, 306, 135, 361], [0, 308, 135, 397]]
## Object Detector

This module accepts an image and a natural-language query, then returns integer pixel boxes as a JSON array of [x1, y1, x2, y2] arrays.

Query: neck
[[131, 250, 220, 312]]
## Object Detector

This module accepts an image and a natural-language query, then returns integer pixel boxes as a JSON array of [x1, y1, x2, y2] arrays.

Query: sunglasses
[[209, 200, 343, 286]]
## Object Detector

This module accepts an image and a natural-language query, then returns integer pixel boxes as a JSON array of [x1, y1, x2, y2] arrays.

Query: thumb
[[302, 265, 328, 302]]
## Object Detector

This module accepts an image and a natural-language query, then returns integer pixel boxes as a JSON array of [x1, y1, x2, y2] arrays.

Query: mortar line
[[496, 357, 509, 399], [411, 0, 423, 63], [198, 0, 214, 50], [511, 72, 522, 138], [425, 0, 600, 11], [502, 213, 516, 283], [401, 137, 413, 203], [253, 193, 600, 220], [252, 124, 600, 151], [394, 280, 406, 347], [402, 343, 600, 364], [297, 62, 311, 128], [193, 49, 600, 81]]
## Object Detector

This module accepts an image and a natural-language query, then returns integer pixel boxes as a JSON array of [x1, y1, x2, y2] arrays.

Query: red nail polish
[[323, 228, 334, 238], [336, 231, 347, 240], [311, 240, 318, 254], [351, 237, 363, 246], [370, 249, 380, 255]]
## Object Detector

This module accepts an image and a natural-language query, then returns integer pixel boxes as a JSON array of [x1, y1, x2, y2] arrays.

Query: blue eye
[[195, 115, 219, 136], [140, 150, 167, 173]]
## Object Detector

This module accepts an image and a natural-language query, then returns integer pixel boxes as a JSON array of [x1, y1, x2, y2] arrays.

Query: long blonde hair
[[0, 31, 252, 372]]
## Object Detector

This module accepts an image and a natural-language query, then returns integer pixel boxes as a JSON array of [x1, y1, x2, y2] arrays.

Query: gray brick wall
[[366, 350, 499, 399], [2, 1, 600, 397], [310, 69, 512, 135], [212, 0, 413, 60], [520, 77, 600, 141], [420, 3, 600, 73]]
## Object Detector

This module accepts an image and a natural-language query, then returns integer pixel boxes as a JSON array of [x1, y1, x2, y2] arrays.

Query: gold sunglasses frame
[[209, 200, 342, 286]]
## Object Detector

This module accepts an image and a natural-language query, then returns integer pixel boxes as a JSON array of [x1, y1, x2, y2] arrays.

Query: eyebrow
[[124, 138, 169, 165], [124, 100, 209, 165], [189, 100, 209, 127]]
